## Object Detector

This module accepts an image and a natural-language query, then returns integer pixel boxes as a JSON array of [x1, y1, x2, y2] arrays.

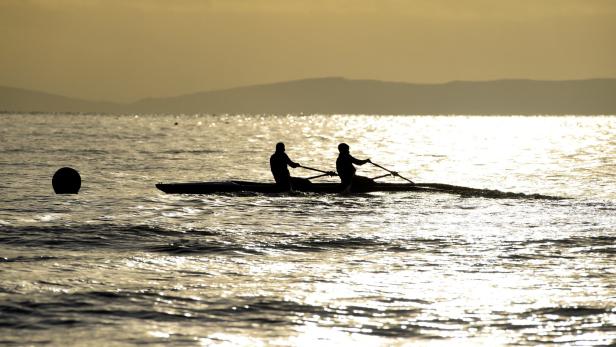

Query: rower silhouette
[[336, 143, 374, 192], [270, 142, 303, 191]]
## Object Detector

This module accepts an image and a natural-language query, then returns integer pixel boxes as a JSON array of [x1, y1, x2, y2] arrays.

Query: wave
[[0, 255, 60, 263], [1, 288, 612, 342], [159, 149, 222, 155], [146, 241, 260, 255], [0, 224, 221, 252], [0, 292, 427, 330], [0, 224, 394, 255], [525, 306, 613, 317], [3, 224, 611, 257], [415, 183, 566, 200], [518, 235, 616, 248], [276, 236, 387, 252]]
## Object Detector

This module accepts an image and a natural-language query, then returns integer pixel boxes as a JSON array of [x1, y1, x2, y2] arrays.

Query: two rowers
[[270, 142, 372, 192]]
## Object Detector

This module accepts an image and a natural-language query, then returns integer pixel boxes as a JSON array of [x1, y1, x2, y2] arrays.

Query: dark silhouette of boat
[[155, 180, 564, 199]]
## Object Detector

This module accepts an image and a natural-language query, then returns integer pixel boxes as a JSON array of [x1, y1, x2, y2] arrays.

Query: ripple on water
[[1, 115, 616, 345]]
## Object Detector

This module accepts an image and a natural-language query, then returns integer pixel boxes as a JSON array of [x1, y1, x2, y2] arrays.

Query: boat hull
[[155, 180, 426, 194], [155, 180, 564, 199]]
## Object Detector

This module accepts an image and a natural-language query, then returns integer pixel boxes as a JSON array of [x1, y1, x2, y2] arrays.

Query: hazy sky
[[1, 0, 615, 101]]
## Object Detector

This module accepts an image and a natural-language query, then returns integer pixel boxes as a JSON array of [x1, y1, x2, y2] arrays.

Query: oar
[[370, 162, 415, 184], [298, 164, 330, 174], [371, 173, 392, 180], [298, 165, 337, 177], [306, 172, 337, 180]]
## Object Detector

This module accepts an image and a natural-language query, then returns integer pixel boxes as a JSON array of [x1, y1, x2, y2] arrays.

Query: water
[[0, 114, 615, 346]]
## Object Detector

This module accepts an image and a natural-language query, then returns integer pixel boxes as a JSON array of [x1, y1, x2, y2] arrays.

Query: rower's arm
[[350, 156, 371, 166], [285, 154, 300, 168]]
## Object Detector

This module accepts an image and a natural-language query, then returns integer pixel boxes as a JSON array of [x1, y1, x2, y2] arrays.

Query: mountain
[[2, 78, 616, 114], [0, 86, 120, 113]]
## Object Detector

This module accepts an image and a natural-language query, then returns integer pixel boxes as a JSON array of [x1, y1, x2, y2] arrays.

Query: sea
[[0, 113, 615, 346]]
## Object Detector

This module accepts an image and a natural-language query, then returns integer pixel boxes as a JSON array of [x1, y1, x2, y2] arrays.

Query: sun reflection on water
[[0, 114, 615, 345]]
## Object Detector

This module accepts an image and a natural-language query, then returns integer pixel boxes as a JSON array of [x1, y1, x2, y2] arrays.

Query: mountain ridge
[[2, 77, 615, 115]]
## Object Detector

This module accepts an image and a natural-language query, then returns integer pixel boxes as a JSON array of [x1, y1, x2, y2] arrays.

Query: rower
[[270, 142, 300, 191], [336, 143, 374, 192]]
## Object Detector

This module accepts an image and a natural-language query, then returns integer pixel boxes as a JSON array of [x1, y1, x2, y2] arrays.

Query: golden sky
[[1, 0, 615, 101]]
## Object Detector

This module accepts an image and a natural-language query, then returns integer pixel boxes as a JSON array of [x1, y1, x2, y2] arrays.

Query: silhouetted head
[[275, 142, 285, 152], [338, 143, 350, 154]]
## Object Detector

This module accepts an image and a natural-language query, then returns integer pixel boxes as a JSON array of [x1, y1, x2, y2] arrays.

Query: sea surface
[[0, 114, 615, 346]]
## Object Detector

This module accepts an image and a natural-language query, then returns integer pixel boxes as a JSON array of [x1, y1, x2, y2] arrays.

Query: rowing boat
[[155, 180, 563, 199], [156, 180, 428, 194]]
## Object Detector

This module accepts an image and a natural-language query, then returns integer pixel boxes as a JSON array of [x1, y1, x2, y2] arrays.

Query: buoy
[[52, 167, 81, 194]]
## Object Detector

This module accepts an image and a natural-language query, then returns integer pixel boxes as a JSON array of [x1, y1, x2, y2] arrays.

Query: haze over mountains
[[1, 78, 615, 115]]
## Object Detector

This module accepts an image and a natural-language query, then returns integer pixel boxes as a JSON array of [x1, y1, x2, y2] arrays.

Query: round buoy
[[52, 167, 81, 194]]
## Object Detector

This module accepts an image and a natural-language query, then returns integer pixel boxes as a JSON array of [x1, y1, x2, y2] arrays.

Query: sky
[[1, 0, 615, 102]]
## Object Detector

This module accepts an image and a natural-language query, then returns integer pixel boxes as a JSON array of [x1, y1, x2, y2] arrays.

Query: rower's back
[[269, 142, 299, 190], [270, 152, 291, 183]]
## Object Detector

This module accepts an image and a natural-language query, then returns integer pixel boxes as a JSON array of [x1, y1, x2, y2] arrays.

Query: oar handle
[[298, 164, 330, 174], [370, 162, 415, 184]]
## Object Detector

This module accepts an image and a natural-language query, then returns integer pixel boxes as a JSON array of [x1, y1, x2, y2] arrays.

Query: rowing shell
[[155, 180, 564, 199]]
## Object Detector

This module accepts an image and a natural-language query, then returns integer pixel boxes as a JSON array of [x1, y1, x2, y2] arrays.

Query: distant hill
[[0, 86, 120, 113], [2, 78, 616, 115]]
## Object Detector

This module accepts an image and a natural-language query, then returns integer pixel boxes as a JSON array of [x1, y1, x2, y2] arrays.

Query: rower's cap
[[338, 143, 349, 152]]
